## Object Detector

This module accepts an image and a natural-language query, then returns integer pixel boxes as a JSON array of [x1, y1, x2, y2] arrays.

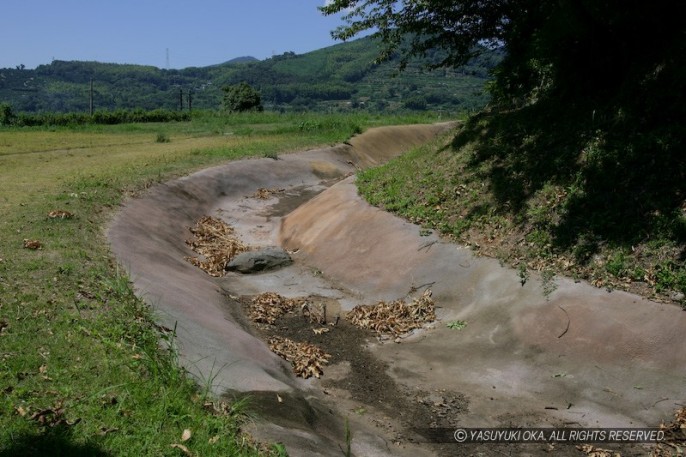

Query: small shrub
[[447, 320, 467, 330], [156, 132, 170, 143], [0, 103, 15, 126]]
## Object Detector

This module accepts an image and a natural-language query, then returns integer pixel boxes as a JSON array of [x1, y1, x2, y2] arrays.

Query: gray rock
[[226, 247, 292, 273]]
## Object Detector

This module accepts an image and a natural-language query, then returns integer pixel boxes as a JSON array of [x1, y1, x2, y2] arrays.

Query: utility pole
[[89, 79, 94, 116], [188, 90, 192, 112], [179, 88, 183, 111]]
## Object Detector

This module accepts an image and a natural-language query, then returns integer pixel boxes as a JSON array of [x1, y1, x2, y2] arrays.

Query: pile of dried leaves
[[248, 292, 304, 325], [185, 216, 248, 276], [652, 407, 686, 457], [22, 239, 42, 250], [268, 336, 330, 379], [347, 289, 435, 337]]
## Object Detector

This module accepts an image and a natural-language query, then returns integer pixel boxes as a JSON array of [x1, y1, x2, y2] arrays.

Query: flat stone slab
[[226, 247, 292, 273]]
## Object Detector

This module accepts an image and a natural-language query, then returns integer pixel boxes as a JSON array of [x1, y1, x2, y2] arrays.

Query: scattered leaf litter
[[268, 336, 330, 379], [347, 289, 436, 337], [652, 407, 686, 456], [252, 187, 285, 199], [185, 216, 248, 277]]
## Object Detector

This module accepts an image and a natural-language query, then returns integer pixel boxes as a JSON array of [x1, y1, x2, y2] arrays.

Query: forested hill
[[0, 36, 500, 114]]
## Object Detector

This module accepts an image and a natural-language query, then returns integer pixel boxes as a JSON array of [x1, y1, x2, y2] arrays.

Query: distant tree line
[[0, 36, 499, 115], [0, 103, 190, 127]]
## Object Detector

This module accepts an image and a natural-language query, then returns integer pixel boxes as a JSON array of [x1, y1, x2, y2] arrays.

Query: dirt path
[[108, 123, 685, 456]]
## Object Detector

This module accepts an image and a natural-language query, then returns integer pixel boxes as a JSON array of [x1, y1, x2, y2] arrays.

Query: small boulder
[[226, 247, 292, 274]]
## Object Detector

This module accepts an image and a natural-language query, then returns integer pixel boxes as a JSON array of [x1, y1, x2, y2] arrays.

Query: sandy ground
[[108, 123, 685, 456]]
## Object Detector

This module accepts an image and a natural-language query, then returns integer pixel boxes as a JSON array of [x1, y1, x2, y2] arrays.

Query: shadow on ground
[[452, 98, 686, 254], [0, 427, 109, 457]]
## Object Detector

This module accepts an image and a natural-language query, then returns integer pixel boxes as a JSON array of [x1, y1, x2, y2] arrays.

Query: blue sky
[[0, 1, 352, 69]]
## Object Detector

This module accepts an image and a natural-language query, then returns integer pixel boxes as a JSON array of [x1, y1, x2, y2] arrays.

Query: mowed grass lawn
[[0, 112, 441, 456]]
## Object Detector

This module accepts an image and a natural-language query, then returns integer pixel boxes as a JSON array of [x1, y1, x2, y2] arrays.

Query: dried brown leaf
[[28, 403, 80, 428], [347, 289, 435, 337], [181, 428, 192, 442], [48, 210, 74, 219], [23, 239, 42, 250], [653, 407, 686, 456], [268, 336, 330, 379], [185, 216, 248, 276], [248, 292, 304, 325], [170, 443, 193, 456]]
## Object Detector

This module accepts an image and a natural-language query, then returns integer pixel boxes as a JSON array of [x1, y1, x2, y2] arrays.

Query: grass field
[[0, 111, 442, 456]]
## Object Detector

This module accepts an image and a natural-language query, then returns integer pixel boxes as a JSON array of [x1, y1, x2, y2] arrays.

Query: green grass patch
[[0, 111, 438, 455]]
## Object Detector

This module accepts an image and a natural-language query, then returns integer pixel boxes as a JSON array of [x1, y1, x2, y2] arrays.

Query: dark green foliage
[[321, 1, 686, 115], [322, 0, 506, 70], [2, 108, 190, 127], [222, 82, 263, 113], [0, 103, 14, 125], [403, 95, 427, 111]]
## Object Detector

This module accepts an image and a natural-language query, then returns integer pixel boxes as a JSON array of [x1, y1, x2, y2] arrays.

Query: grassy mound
[[358, 104, 686, 305]]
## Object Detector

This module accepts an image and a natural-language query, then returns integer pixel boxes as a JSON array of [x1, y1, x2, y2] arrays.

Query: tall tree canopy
[[321, 1, 686, 109]]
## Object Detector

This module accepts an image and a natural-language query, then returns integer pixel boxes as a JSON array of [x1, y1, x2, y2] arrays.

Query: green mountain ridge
[[0, 36, 499, 113]]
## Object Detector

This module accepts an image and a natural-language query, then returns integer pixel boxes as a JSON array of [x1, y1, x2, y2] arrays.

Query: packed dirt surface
[[108, 123, 685, 456]]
